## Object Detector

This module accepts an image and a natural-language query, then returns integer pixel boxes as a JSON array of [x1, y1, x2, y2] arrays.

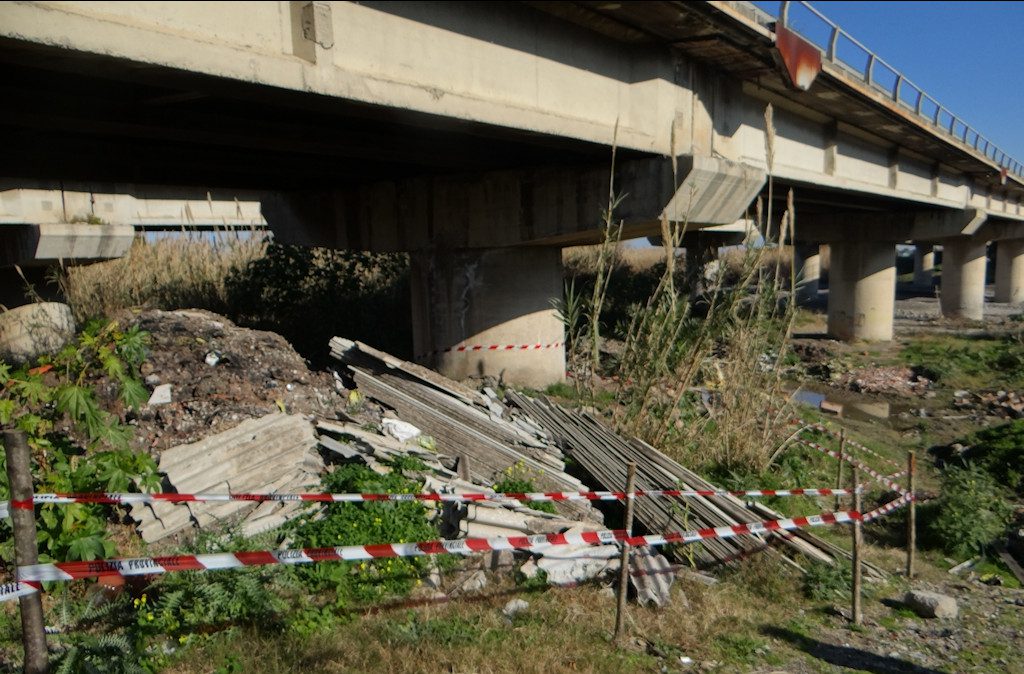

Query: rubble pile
[[116, 310, 883, 605], [126, 309, 343, 455], [835, 365, 931, 396], [953, 389, 1024, 418]]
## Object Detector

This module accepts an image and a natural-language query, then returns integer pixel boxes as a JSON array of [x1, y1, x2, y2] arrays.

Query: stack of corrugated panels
[[130, 413, 324, 543]]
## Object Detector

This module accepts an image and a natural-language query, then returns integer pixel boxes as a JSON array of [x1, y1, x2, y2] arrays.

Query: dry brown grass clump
[[61, 232, 266, 322]]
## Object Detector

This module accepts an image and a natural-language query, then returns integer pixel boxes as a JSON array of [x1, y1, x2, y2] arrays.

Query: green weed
[[926, 463, 1013, 558], [493, 461, 557, 514]]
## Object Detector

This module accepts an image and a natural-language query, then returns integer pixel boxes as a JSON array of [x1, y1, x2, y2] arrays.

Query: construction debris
[[329, 338, 597, 522], [127, 310, 344, 455], [630, 548, 676, 608], [520, 526, 621, 587], [835, 366, 931, 396], [506, 392, 886, 578], [130, 413, 324, 543], [953, 389, 1024, 418]]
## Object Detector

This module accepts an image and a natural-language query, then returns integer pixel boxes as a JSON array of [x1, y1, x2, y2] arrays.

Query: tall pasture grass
[[561, 105, 799, 473], [62, 231, 266, 321], [61, 232, 411, 366]]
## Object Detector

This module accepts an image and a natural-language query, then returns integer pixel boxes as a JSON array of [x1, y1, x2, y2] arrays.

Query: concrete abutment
[[410, 247, 565, 388]]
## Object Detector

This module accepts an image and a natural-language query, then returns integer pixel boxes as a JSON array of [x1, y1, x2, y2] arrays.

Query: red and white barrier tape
[[419, 341, 562, 359], [0, 487, 863, 518], [0, 581, 39, 603], [801, 423, 902, 469], [796, 439, 908, 495], [861, 492, 913, 523], [0, 508, 861, 603]]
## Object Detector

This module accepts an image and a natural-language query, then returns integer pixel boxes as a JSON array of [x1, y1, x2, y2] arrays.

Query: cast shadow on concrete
[[762, 626, 947, 674]]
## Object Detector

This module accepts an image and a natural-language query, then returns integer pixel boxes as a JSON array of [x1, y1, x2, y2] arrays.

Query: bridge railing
[[778, 1, 1022, 179]]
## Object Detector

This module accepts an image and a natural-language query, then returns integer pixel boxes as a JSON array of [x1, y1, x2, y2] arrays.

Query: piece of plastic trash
[[381, 418, 422, 443], [204, 351, 222, 367]]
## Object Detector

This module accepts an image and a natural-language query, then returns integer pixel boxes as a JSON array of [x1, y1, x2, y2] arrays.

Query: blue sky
[[751, 1, 1024, 163]]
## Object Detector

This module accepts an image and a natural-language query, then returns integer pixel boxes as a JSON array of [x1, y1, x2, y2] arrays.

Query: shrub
[[801, 560, 851, 602], [957, 420, 1024, 495], [928, 464, 1013, 558]]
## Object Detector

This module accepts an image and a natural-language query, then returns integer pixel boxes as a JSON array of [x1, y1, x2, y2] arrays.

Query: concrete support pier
[[794, 242, 821, 304], [827, 241, 895, 341], [939, 238, 988, 320], [410, 247, 565, 387], [995, 239, 1024, 305], [913, 244, 935, 289]]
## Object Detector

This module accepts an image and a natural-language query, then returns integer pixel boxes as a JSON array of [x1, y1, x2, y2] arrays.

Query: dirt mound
[[127, 309, 342, 455]]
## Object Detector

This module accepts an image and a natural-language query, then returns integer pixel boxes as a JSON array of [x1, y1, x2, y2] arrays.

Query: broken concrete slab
[[520, 526, 620, 587], [502, 598, 529, 621]]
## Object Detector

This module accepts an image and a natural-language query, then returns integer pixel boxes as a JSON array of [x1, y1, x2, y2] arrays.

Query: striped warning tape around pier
[[0, 508, 862, 603], [0, 487, 866, 519], [416, 340, 562, 359]]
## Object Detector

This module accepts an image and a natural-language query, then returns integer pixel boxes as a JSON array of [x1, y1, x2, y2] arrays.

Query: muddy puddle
[[790, 383, 916, 425]]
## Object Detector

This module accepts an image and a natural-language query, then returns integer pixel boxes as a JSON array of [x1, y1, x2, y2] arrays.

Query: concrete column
[[939, 238, 988, 320], [912, 244, 935, 289], [410, 247, 565, 387], [995, 238, 1024, 305], [794, 242, 821, 304], [827, 240, 896, 341], [685, 241, 718, 302]]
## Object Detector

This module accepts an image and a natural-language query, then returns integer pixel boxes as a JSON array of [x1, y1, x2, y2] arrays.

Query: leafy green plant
[[382, 613, 481, 647], [0, 320, 148, 447], [286, 463, 438, 605], [927, 463, 1013, 558], [954, 420, 1024, 495], [493, 461, 557, 514], [0, 320, 158, 562], [54, 633, 146, 674], [134, 566, 286, 640]]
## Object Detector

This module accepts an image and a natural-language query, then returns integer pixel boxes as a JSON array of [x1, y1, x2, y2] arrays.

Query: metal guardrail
[[778, 1, 1022, 179]]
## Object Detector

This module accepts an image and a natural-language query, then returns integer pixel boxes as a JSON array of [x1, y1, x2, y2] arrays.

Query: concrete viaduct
[[2, 1, 1022, 386]]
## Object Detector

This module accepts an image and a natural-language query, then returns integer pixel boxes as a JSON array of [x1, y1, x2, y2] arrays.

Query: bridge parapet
[[777, 1, 1023, 179]]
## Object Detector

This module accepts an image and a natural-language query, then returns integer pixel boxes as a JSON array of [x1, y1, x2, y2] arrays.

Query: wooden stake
[[906, 450, 916, 579], [613, 461, 637, 645], [851, 462, 862, 626], [835, 429, 846, 511], [456, 453, 472, 482], [3, 430, 49, 674]]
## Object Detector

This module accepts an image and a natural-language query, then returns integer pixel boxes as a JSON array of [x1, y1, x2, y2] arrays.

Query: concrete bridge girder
[[262, 155, 764, 385], [263, 155, 766, 253]]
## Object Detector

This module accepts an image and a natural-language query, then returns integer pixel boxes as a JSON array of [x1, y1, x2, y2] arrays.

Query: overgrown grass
[[559, 105, 799, 474], [62, 232, 266, 321], [61, 235, 411, 366], [901, 333, 1024, 390]]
